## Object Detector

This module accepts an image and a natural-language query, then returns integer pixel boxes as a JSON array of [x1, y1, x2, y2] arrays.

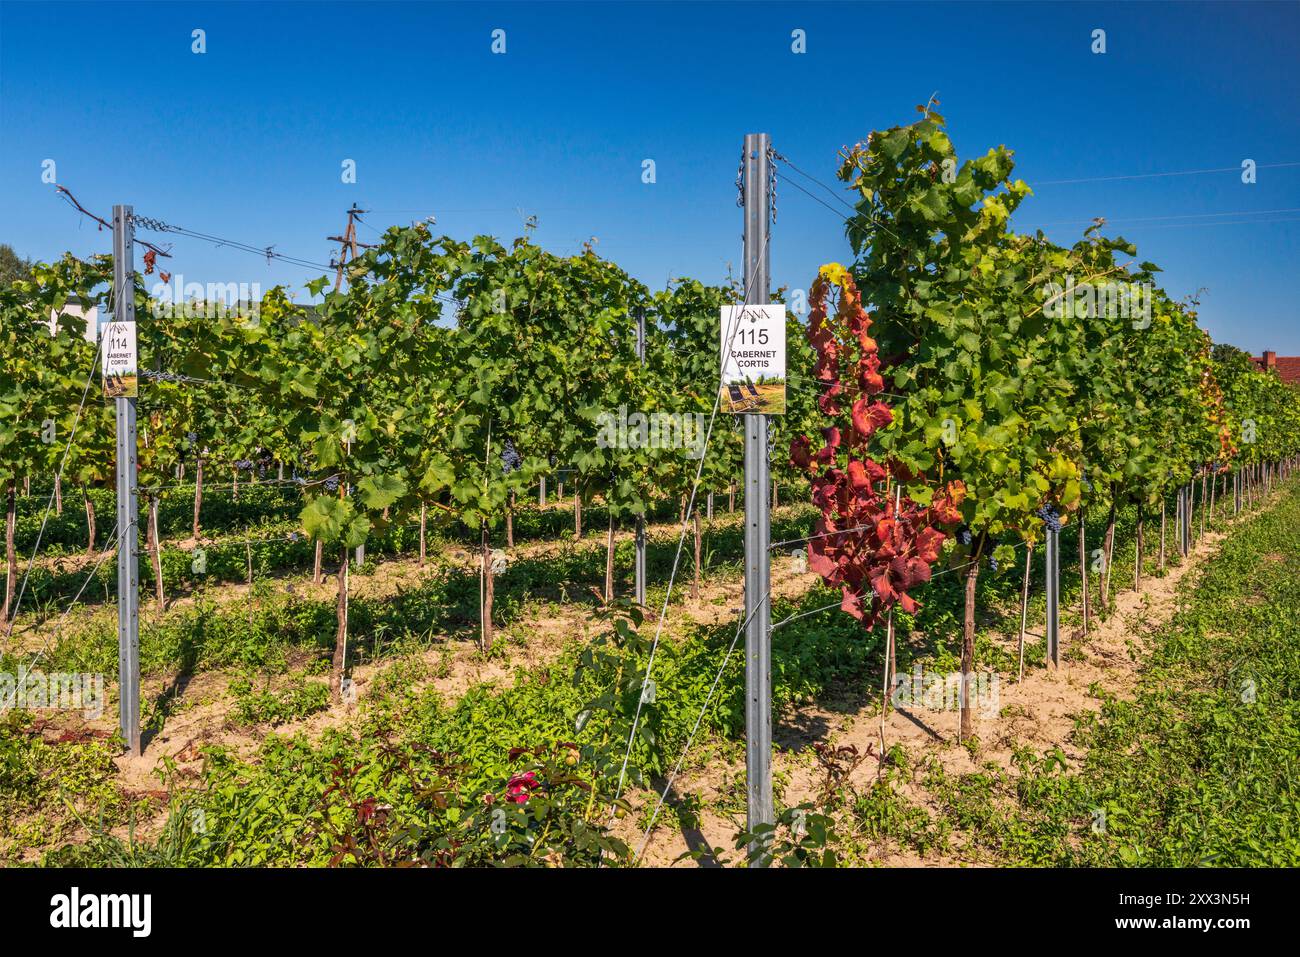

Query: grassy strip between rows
[[4, 496, 792, 615], [8, 480, 761, 560], [7, 506, 820, 684], [848, 478, 1300, 866]]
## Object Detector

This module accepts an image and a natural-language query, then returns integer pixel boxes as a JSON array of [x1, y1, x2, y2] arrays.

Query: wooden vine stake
[[418, 502, 427, 567], [692, 509, 702, 602], [1133, 506, 1143, 592], [1200, 474, 1207, 538], [1077, 507, 1088, 634], [480, 521, 493, 652], [1101, 500, 1116, 610], [1017, 542, 1033, 682], [604, 512, 615, 603], [193, 457, 204, 538], [1164, 496, 1175, 572]]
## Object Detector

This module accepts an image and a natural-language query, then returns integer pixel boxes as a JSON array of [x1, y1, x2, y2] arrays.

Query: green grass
[[12, 477, 1293, 867], [856, 478, 1300, 866]]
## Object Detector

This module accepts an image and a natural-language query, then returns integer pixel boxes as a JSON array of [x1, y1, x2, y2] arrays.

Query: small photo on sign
[[102, 320, 138, 399], [720, 304, 785, 414]]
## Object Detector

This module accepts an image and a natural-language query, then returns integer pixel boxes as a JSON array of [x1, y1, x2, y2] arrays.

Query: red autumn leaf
[[794, 267, 956, 629], [846, 458, 873, 492], [807, 541, 838, 580], [868, 566, 896, 602], [790, 435, 814, 471], [840, 588, 864, 620], [914, 526, 946, 563]]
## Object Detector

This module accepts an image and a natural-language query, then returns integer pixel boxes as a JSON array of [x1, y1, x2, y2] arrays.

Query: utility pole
[[328, 204, 374, 568], [741, 133, 773, 860], [112, 206, 141, 757], [635, 306, 647, 607], [328, 203, 372, 293]]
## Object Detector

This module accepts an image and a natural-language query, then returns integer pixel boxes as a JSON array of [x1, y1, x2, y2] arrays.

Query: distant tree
[[0, 245, 32, 285]]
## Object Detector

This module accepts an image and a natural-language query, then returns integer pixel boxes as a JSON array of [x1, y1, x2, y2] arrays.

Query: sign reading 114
[[102, 320, 139, 400]]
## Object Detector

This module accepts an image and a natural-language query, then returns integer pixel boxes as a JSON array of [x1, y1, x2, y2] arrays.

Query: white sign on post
[[720, 304, 785, 414], [102, 320, 138, 399]]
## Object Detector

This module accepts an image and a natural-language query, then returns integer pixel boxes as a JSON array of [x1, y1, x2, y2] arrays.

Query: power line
[[132, 216, 338, 273], [1032, 161, 1300, 187], [1106, 216, 1300, 232], [56, 187, 172, 261], [1022, 205, 1300, 228], [771, 150, 859, 218]]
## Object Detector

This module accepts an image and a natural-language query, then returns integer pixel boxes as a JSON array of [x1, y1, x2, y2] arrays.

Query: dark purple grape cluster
[[185, 432, 198, 445], [501, 441, 523, 475], [1035, 503, 1062, 533], [323, 475, 340, 493], [956, 524, 973, 547], [988, 554, 999, 572], [235, 459, 253, 471]]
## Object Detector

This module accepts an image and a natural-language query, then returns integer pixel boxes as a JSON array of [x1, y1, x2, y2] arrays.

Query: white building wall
[[48, 301, 99, 342]]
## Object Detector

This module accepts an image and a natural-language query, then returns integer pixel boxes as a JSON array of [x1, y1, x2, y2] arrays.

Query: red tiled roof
[[1251, 355, 1300, 385]]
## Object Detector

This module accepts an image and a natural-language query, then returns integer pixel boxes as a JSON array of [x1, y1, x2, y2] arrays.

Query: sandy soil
[[627, 521, 1229, 867]]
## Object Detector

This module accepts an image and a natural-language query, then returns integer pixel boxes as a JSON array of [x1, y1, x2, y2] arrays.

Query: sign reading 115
[[736, 327, 770, 346]]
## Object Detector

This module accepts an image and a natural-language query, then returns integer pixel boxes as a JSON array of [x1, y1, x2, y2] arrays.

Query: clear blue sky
[[2, 1, 1298, 353]]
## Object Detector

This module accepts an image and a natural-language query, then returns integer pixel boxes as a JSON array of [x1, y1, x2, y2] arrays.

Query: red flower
[[506, 771, 540, 804]]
